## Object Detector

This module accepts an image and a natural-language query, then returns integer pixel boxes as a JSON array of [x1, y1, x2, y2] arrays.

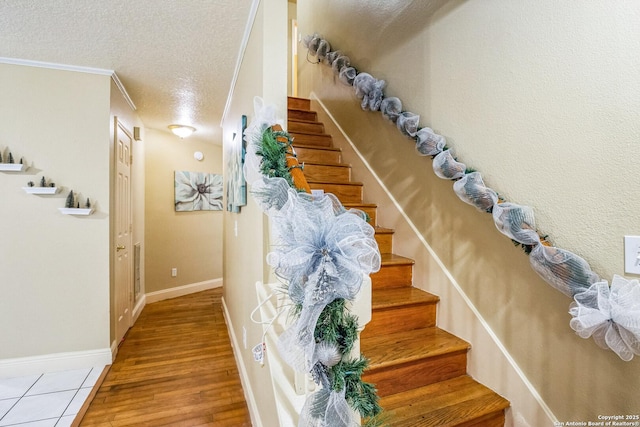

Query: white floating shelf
[[0, 164, 25, 172], [23, 187, 58, 194], [58, 207, 94, 216]]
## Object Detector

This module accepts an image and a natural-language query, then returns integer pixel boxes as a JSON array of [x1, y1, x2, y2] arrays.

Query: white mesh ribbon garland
[[415, 126, 446, 157], [432, 149, 466, 180], [317, 39, 332, 62], [244, 97, 383, 421], [492, 202, 540, 245], [332, 55, 352, 76], [340, 67, 358, 86], [569, 276, 640, 361], [453, 172, 498, 212], [299, 387, 357, 427], [326, 50, 343, 66], [302, 34, 640, 361], [353, 73, 386, 112], [396, 111, 420, 137], [380, 97, 402, 123], [303, 33, 322, 55], [529, 245, 599, 298], [268, 189, 380, 371]]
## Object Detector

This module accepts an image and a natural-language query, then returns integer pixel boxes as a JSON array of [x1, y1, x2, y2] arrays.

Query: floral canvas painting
[[174, 171, 223, 211]]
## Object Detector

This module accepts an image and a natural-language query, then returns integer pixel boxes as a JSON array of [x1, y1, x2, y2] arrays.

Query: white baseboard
[[145, 278, 222, 304], [132, 293, 146, 324], [0, 348, 111, 379], [221, 295, 262, 427]]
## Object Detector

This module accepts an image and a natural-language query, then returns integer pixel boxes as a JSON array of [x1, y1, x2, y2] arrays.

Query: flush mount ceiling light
[[168, 124, 196, 138]]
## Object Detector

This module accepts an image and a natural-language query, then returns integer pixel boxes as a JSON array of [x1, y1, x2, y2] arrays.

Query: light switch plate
[[624, 236, 640, 275]]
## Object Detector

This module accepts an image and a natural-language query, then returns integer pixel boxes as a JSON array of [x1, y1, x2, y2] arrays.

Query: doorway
[[114, 118, 133, 348]]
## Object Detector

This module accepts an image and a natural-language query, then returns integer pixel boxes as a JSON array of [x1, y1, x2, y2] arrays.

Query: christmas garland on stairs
[[303, 33, 640, 362], [243, 97, 384, 426]]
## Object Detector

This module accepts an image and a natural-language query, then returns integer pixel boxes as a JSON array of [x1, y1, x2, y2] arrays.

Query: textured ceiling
[[0, 0, 254, 143]]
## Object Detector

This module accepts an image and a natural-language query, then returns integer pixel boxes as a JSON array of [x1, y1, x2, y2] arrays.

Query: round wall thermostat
[[194, 151, 204, 161]]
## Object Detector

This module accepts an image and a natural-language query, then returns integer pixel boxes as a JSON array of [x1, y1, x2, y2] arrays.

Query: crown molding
[[0, 56, 113, 75], [111, 72, 136, 111], [220, 0, 261, 127], [0, 57, 136, 111]]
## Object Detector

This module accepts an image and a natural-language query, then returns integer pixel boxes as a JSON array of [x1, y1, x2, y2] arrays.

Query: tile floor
[[0, 367, 104, 427]]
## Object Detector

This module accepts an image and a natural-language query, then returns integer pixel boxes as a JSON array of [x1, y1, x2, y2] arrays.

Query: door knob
[[116, 245, 125, 251]]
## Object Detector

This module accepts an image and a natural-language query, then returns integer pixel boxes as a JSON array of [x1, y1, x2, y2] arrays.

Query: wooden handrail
[[271, 124, 311, 193]]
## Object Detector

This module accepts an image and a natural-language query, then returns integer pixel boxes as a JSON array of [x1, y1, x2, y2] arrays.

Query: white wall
[[0, 63, 113, 373], [297, 0, 640, 423], [221, 0, 288, 425], [427, 1, 640, 280]]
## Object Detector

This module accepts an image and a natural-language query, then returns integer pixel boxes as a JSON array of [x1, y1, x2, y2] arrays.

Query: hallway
[[79, 288, 250, 427]]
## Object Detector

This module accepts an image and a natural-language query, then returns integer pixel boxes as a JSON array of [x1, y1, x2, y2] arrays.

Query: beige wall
[[221, 0, 288, 425], [144, 129, 223, 294], [0, 63, 112, 362], [298, 0, 640, 424]]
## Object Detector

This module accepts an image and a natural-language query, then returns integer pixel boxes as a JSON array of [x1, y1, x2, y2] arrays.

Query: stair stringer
[[308, 93, 556, 427]]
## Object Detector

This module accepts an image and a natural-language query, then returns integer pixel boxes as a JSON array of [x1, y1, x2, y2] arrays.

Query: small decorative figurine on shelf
[[0, 149, 25, 171], [23, 177, 57, 194], [59, 190, 93, 215], [65, 190, 75, 208]]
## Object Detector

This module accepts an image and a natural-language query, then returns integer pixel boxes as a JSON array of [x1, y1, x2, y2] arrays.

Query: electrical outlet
[[171, 268, 177, 277], [242, 326, 247, 349], [253, 342, 265, 364], [624, 236, 640, 275]]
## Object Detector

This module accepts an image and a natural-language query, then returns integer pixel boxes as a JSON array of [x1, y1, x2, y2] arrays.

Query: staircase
[[287, 96, 510, 426]]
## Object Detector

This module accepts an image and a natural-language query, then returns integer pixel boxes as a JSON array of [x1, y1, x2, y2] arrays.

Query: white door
[[115, 118, 133, 347]]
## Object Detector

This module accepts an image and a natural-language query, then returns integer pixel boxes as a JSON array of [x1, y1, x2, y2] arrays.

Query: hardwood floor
[[79, 288, 251, 427]]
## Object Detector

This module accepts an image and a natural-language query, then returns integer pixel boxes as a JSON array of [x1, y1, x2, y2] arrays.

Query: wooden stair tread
[[301, 160, 351, 168], [307, 179, 363, 186], [375, 226, 394, 234], [372, 287, 439, 310], [288, 118, 321, 125], [290, 129, 331, 137], [294, 145, 343, 163], [293, 143, 341, 152], [363, 327, 470, 370], [381, 253, 415, 266], [380, 375, 510, 427], [343, 202, 377, 209], [288, 108, 316, 116], [288, 109, 318, 122]]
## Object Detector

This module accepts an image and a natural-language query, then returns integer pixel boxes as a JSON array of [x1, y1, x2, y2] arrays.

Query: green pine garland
[[256, 128, 308, 190], [257, 126, 384, 426]]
